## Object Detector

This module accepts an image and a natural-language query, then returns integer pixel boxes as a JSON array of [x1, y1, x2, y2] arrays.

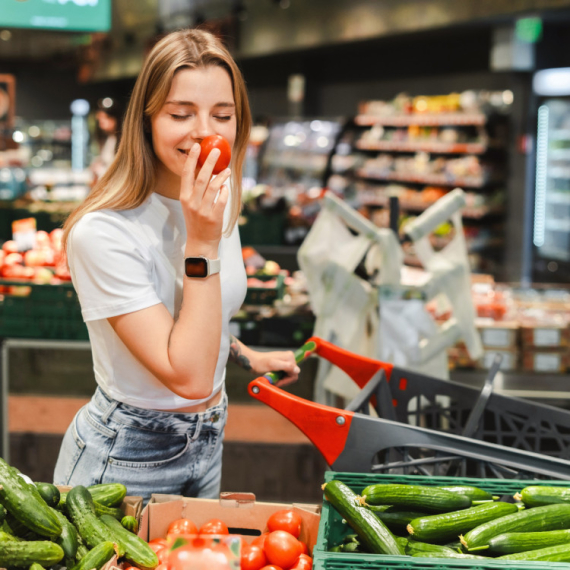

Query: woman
[[54, 29, 299, 502], [90, 98, 124, 182]]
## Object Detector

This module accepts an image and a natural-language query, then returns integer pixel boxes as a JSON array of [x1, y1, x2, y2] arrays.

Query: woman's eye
[[170, 114, 190, 120], [215, 116, 232, 121]]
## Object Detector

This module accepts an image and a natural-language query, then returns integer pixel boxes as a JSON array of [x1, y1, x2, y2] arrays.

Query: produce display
[[322, 479, 570, 563]]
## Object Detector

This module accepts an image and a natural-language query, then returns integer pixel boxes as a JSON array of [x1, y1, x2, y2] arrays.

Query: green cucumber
[[76, 541, 90, 561], [100, 514, 158, 569], [461, 503, 570, 550], [35, 483, 60, 508], [412, 551, 489, 559], [29, 563, 46, 570], [87, 483, 127, 508], [368, 509, 427, 533], [0, 540, 64, 567], [66, 486, 125, 555], [93, 501, 124, 520], [405, 540, 457, 556], [408, 501, 518, 542], [517, 486, 570, 507], [0, 531, 19, 542], [0, 504, 6, 524], [69, 540, 116, 570], [488, 529, 570, 554], [50, 507, 78, 560], [323, 480, 403, 556], [498, 543, 570, 561], [395, 536, 409, 550], [0, 459, 61, 539], [362, 484, 471, 513], [121, 516, 139, 534], [438, 485, 494, 502]]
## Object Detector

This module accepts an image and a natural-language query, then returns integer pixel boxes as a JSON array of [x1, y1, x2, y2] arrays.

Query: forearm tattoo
[[229, 334, 252, 371]]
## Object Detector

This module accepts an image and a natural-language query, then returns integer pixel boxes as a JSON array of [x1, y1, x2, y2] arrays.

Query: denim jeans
[[54, 387, 227, 504]]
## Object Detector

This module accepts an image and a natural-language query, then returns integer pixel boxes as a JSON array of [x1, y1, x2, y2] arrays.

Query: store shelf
[[546, 219, 570, 232], [355, 168, 486, 188], [549, 148, 570, 160], [355, 112, 487, 127], [547, 193, 570, 205], [551, 129, 570, 140], [355, 139, 487, 154]]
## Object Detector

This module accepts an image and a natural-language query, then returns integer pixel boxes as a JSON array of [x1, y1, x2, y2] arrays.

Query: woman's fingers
[[204, 168, 231, 208], [180, 143, 201, 202], [192, 147, 221, 204]]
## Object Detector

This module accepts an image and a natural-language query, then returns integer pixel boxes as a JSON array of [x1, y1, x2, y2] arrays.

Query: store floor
[[7, 350, 326, 503]]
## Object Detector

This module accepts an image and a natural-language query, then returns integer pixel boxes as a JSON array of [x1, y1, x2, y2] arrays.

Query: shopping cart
[[249, 337, 570, 480]]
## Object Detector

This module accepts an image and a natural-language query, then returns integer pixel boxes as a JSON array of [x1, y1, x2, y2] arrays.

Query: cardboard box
[[476, 319, 519, 349], [139, 492, 320, 555]]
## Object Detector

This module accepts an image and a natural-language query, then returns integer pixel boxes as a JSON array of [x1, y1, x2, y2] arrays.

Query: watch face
[[185, 257, 208, 278]]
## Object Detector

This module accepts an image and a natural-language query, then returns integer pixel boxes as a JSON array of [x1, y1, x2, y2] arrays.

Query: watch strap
[[208, 257, 221, 276]]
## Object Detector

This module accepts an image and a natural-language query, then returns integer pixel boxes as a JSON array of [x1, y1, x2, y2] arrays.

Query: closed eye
[[215, 116, 232, 121], [170, 114, 190, 121]]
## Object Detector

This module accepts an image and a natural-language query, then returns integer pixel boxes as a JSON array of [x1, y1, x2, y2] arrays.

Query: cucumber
[[517, 486, 570, 507], [488, 529, 570, 554], [438, 485, 494, 502], [368, 509, 427, 533], [66, 486, 125, 555], [405, 540, 457, 556], [461, 503, 570, 550], [0, 504, 6, 524], [69, 540, 116, 570], [35, 483, 60, 508], [0, 531, 19, 542], [50, 507, 78, 560], [93, 501, 124, 520], [29, 563, 46, 570], [0, 459, 62, 539], [0, 540, 64, 567], [408, 501, 518, 542], [498, 543, 570, 561], [88, 483, 127, 508], [100, 515, 158, 569], [323, 480, 403, 556], [412, 551, 489, 559], [76, 540, 90, 561], [362, 484, 471, 513], [121, 516, 139, 534]]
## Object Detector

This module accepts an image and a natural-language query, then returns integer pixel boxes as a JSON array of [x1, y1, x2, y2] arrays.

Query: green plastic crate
[[0, 280, 88, 340], [316, 471, 570, 567], [244, 273, 285, 305]]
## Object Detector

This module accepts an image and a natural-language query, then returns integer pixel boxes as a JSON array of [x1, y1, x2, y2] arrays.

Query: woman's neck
[[154, 163, 181, 200]]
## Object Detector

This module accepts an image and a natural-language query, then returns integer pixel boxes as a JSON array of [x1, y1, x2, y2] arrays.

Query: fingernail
[[294, 366, 300, 374], [211, 148, 221, 156], [223, 168, 231, 176]]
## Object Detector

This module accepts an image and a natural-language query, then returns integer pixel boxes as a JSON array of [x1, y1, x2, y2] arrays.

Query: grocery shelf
[[355, 168, 486, 188], [546, 219, 570, 232], [355, 139, 487, 154], [551, 129, 570, 140], [354, 112, 487, 127], [547, 193, 570, 205]]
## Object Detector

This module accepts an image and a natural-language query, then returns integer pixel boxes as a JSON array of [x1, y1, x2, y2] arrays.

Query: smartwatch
[[184, 256, 221, 279]]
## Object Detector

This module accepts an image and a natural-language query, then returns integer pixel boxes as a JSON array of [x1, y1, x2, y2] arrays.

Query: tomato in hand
[[290, 554, 313, 570], [267, 509, 303, 539], [198, 518, 229, 535], [241, 544, 267, 570], [197, 135, 231, 174], [167, 518, 198, 536], [264, 530, 303, 569]]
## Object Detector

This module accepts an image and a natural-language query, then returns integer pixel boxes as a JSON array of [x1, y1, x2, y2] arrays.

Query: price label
[[534, 353, 561, 372], [481, 328, 512, 347], [534, 328, 561, 347], [12, 218, 36, 252]]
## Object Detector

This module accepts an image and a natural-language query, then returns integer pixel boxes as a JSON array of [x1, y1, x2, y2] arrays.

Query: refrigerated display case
[[531, 68, 570, 282]]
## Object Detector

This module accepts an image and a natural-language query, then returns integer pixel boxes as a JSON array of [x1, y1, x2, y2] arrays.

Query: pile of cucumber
[[323, 479, 570, 563], [0, 457, 157, 570]]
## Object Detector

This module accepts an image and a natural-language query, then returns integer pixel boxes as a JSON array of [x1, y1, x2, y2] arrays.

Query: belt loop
[[101, 399, 119, 424], [189, 416, 203, 442]]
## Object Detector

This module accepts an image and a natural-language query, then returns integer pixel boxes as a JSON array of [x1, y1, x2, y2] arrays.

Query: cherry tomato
[[197, 135, 232, 174], [241, 544, 267, 570], [290, 554, 313, 570], [264, 530, 303, 570], [252, 532, 270, 549], [167, 518, 198, 536], [297, 541, 309, 556], [198, 518, 229, 535], [267, 509, 303, 539]]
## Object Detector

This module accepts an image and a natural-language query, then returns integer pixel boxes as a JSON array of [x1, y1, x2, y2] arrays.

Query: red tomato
[[167, 518, 198, 536], [252, 532, 270, 549], [267, 510, 303, 539], [123, 567, 140, 570], [290, 554, 312, 570], [198, 518, 229, 535], [155, 565, 168, 570], [197, 135, 231, 174], [260, 567, 283, 570], [264, 530, 303, 570], [148, 538, 168, 548], [241, 544, 267, 570], [297, 541, 309, 556]]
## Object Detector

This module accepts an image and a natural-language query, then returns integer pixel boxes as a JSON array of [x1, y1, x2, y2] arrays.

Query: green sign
[[516, 17, 543, 43], [2, 0, 111, 32]]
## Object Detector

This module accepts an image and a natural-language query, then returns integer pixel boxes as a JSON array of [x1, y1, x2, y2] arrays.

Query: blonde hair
[[63, 29, 252, 251]]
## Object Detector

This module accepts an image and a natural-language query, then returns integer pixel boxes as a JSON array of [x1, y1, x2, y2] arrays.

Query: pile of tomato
[[143, 509, 312, 570]]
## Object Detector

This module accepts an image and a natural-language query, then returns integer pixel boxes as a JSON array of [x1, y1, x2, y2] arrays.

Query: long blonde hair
[[63, 29, 252, 251]]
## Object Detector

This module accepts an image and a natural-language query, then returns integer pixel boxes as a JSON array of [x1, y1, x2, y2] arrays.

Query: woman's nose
[[191, 114, 214, 142]]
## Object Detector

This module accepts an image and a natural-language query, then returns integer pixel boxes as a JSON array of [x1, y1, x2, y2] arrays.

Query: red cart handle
[[248, 377, 354, 466]]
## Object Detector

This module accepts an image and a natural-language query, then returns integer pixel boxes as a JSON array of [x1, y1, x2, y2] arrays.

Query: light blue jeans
[[54, 387, 227, 504]]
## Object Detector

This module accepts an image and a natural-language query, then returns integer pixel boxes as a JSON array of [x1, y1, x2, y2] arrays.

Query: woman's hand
[[248, 349, 301, 387], [181, 143, 232, 250]]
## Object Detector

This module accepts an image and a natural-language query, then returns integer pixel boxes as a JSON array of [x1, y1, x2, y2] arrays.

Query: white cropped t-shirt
[[68, 191, 247, 410]]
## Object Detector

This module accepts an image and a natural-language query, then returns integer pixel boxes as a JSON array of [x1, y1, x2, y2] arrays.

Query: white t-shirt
[[68, 191, 247, 410]]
